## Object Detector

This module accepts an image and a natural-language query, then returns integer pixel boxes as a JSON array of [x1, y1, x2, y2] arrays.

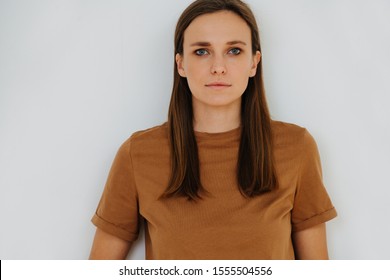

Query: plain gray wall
[[0, 0, 389, 259]]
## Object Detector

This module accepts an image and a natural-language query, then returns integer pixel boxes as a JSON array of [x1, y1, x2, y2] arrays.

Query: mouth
[[205, 82, 232, 90]]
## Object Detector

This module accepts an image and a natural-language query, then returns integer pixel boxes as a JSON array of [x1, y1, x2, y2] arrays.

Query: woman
[[89, 0, 337, 260]]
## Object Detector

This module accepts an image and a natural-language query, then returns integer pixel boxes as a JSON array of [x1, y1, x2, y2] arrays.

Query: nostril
[[211, 66, 227, 75]]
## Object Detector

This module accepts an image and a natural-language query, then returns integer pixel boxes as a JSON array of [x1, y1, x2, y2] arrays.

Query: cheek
[[230, 64, 253, 92], [234, 57, 253, 72], [184, 61, 208, 88], [230, 62, 252, 80], [182, 61, 199, 90], [185, 58, 206, 76]]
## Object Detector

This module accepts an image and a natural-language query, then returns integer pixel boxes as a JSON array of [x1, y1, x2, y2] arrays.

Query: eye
[[194, 49, 209, 56], [228, 48, 241, 55]]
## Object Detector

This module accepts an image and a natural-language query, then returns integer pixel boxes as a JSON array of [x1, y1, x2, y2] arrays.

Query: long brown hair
[[162, 0, 277, 200]]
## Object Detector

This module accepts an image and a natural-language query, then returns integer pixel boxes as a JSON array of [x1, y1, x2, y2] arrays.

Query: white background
[[0, 0, 389, 259]]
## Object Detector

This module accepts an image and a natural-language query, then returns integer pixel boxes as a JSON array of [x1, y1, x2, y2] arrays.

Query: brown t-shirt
[[91, 121, 337, 259]]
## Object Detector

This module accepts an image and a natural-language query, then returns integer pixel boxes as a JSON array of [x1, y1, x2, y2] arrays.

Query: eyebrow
[[189, 40, 247, 47]]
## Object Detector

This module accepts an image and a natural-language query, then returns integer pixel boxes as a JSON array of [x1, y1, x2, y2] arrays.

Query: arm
[[89, 228, 132, 260], [292, 223, 329, 260]]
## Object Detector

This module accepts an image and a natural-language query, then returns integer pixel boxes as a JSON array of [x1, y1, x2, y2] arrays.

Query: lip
[[205, 82, 232, 89]]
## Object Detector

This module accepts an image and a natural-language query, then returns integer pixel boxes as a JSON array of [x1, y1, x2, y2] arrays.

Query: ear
[[175, 53, 186, 77], [249, 51, 261, 77]]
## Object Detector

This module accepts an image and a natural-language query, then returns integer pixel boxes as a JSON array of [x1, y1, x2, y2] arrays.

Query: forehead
[[183, 11, 251, 45]]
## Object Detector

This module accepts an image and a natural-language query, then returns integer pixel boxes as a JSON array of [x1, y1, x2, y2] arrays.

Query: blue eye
[[195, 49, 209, 56], [228, 48, 241, 55]]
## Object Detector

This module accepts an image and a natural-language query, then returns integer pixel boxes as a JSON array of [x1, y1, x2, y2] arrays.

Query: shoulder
[[130, 122, 168, 142], [271, 120, 319, 159], [119, 122, 169, 155], [271, 120, 311, 144]]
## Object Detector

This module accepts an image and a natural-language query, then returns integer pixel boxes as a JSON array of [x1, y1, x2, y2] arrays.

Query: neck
[[192, 99, 241, 133]]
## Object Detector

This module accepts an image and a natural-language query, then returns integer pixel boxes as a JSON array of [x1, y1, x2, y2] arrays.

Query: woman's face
[[176, 11, 261, 111]]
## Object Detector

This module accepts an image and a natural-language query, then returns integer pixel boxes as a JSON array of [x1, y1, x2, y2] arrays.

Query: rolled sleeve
[[291, 130, 337, 232], [91, 136, 140, 242]]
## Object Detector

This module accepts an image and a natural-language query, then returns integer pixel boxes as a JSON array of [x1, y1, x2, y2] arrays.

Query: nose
[[210, 56, 227, 75]]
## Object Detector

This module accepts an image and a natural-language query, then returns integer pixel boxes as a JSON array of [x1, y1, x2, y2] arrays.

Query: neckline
[[194, 126, 241, 141]]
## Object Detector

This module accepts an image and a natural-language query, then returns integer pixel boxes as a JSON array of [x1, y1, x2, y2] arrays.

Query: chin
[[192, 91, 242, 108], [199, 98, 241, 108]]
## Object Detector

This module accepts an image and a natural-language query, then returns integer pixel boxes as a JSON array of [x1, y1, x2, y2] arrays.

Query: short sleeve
[[291, 130, 337, 232], [91, 137, 140, 242]]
